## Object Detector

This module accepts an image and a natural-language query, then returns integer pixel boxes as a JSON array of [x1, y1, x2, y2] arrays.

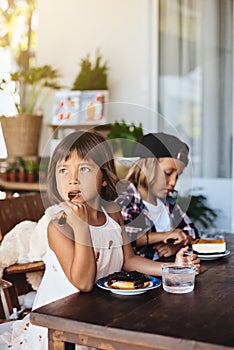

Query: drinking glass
[[162, 263, 196, 294]]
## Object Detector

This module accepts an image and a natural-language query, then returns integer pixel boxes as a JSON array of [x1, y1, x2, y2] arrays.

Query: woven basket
[[0, 114, 42, 157]]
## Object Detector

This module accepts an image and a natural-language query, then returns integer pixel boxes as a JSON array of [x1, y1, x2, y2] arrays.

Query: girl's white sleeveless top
[[0, 207, 123, 350], [33, 206, 124, 310]]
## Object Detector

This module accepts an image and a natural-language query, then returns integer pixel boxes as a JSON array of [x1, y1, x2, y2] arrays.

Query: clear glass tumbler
[[162, 263, 196, 294]]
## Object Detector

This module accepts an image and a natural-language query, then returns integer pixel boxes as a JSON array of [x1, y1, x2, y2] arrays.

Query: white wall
[[37, 0, 156, 129]]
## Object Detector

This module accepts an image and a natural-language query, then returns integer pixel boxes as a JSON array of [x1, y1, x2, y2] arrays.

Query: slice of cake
[[192, 238, 226, 255]]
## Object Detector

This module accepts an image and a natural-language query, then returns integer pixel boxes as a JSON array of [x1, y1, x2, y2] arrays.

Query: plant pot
[[0, 172, 8, 181], [18, 172, 26, 182], [0, 114, 42, 157], [27, 172, 35, 183], [8, 172, 17, 182]]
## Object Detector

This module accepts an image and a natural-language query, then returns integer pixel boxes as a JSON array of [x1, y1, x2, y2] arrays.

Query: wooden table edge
[[30, 312, 234, 350]]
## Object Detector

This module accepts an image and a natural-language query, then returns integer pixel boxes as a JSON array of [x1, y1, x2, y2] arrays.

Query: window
[[158, 0, 233, 178]]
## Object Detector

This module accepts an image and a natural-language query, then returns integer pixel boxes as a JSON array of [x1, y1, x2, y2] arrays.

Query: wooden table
[[30, 234, 234, 350]]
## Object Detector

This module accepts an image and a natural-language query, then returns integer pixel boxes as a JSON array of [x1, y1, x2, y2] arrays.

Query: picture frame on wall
[[51, 90, 109, 125], [51, 90, 81, 125], [79, 90, 109, 124]]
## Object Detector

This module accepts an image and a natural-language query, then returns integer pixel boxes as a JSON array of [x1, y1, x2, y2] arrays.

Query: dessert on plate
[[106, 271, 150, 290], [192, 237, 226, 255]]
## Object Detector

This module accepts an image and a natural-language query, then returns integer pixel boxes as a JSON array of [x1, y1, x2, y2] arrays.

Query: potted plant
[[177, 192, 219, 229], [17, 159, 26, 182], [106, 120, 144, 178], [22, 158, 36, 183], [9, 65, 62, 114], [107, 120, 144, 157], [72, 50, 108, 91], [71, 49, 109, 124], [0, 65, 62, 157], [7, 165, 17, 182]]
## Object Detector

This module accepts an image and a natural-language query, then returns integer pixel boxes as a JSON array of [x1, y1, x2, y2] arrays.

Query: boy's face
[[155, 157, 185, 199], [55, 151, 107, 206]]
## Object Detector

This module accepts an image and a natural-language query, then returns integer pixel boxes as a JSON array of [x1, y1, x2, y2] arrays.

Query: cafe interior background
[[0, 0, 234, 232]]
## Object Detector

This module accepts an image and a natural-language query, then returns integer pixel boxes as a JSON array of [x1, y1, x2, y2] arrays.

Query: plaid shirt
[[116, 183, 199, 259]]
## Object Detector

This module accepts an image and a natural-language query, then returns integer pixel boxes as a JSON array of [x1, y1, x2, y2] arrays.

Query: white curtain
[[158, 0, 233, 178]]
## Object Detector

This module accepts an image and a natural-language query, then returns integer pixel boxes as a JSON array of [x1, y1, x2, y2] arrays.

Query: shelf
[[48, 123, 111, 138], [0, 179, 46, 193]]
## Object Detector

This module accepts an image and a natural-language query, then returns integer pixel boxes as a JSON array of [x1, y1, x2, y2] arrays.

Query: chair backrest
[[0, 192, 50, 242]]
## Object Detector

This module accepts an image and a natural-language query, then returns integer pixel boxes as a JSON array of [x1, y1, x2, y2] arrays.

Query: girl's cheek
[[57, 178, 65, 195]]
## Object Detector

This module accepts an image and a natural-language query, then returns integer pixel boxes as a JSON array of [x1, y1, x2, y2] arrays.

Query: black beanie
[[133, 132, 189, 166]]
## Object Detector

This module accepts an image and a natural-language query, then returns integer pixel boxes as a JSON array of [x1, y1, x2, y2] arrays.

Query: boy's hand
[[164, 229, 190, 245], [154, 242, 181, 257]]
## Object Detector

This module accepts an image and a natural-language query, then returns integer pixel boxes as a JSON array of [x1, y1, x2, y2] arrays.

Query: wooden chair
[[0, 193, 50, 319]]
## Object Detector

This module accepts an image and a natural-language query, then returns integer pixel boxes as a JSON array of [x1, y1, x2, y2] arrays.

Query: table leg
[[48, 329, 66, 350]]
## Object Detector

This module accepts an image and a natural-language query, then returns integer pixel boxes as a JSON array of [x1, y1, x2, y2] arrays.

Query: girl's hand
[[59, 201, 89, 232], [56, 201, 93, 251], [175, 246, 201, 275], [164, 229, 190, 245]]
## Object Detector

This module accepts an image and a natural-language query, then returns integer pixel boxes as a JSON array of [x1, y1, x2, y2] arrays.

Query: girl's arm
[[123, 232, 200, 276], [112, 209, 200, 276], [48, 202, 96, 292]]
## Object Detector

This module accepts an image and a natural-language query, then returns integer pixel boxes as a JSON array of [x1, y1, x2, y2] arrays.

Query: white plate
[[198, 250, 230, 261], [97, 275, 161, 295]]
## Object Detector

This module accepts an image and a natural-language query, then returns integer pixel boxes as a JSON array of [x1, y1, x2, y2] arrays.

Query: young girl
[[1, 131, 200, 349], [116, 132, 200, 260]]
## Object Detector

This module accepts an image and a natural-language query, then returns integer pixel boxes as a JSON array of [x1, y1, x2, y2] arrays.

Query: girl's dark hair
[[47, 131, 118, 204]]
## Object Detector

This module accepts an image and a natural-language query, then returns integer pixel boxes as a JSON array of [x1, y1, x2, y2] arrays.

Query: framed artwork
[[52, 90, 109, 125], [51, 90, 81, 125], [79, 90, 109, 124]]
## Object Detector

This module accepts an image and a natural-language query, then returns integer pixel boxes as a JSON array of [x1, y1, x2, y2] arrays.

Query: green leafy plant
[[8, 65, 62, 113], [72, 50, 108, 91], [22, 158, 35, 174], [177, 193, 219, 229], [107, 120, 144, 157], [6, 163, 17, 174]]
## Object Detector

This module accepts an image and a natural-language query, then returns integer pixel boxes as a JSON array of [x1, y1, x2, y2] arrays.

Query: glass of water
[[162, 263, 196, 294]]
